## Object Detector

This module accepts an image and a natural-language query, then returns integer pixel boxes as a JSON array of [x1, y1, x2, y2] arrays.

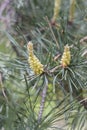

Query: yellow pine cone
[[52, 0, 61, 22], [27, 41, 44, 75], [60, 45, 71, 67], [69, 0, 76, 22]]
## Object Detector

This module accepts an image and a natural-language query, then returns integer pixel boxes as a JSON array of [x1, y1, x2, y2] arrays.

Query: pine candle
[[27, 42, 44, 75]]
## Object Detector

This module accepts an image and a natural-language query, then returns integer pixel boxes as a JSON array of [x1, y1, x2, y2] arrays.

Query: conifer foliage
[[0, 0, 87, 130]]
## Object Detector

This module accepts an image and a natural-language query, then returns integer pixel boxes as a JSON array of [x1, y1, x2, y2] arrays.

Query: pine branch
[[38, 75, 48, 123]]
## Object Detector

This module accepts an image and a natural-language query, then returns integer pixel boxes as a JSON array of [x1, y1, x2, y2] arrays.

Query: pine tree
[[0, 0, 87, 130]]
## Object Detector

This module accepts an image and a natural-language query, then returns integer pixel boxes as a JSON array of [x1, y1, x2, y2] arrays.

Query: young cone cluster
[[69, 0, 76, 22], [52, 0, 61, 22], [60, 45, 71, 67], [27, 42, 44, 75]]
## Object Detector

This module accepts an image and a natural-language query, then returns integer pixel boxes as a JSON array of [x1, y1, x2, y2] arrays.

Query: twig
[[50, 65, 61, 73], [38, 76, 48, 123], [79, 98, 87, 103], [80, 36, 87, 43]]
